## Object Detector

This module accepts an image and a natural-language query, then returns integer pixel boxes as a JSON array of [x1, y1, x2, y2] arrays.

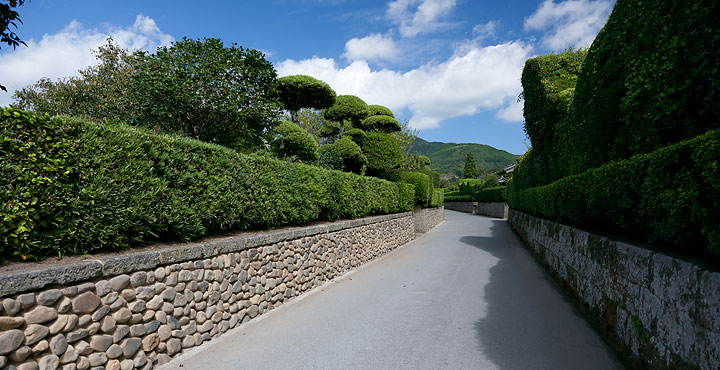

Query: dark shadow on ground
[[461, 218, 624, 370]]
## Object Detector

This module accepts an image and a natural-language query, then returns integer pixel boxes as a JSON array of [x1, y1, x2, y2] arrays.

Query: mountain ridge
[[409, 137, 519, 180]]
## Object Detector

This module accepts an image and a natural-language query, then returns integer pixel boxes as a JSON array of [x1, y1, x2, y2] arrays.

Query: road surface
[[163, 210, 624, 370]]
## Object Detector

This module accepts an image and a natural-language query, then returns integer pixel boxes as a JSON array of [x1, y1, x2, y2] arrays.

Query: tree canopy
[[323, 95, 369, 138], [274, 75, 336, 122], [269, 120, 319, 162], [463, 152, 479, 179], [0, 0, 26, 91]]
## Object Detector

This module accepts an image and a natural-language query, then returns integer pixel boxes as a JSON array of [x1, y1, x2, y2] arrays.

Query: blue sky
[[0, 0, 614, 154]]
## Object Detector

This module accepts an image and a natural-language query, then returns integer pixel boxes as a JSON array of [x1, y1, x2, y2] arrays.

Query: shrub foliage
[[0, 108, 414, 262]]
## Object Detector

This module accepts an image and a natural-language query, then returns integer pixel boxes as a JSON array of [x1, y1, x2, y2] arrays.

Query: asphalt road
[[163, 210, 624, 370]]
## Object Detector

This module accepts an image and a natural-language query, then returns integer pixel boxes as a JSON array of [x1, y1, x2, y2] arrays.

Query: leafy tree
[[295, 108, 327, 143], [393, 114, 418, 155], [269, 121, 318, 162], [367, 104, 394, 118], [344, 127, 367, 146], [463, 152, 479, 179], [330, 137, 366, 174], [362, 132, 403, 178], [360, 115, 401, 133], [14, 39, 142, 122], [323, 95, 368, 138], [274, 75, 336, 123], [1, 0, 26, 92], [132, 38, 280, 151]]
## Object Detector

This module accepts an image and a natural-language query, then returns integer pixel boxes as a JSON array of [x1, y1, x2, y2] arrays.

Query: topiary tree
[[367, 104, 394, 118], [463, 152, 479, 179], [359, 115, 401, 133], [362, 132, 403, 179], [344, 127, 367, 146], [330, 137, 367, 174], [269, 120, 319, 162], [274, 75, 336, 123], [323, 95, 369, 138]]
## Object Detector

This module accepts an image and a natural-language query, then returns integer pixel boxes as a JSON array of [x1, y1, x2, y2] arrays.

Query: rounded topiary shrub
[[269, 120, 319, 162], [367, 104, 394, 118], [360, 115, 401, 133]]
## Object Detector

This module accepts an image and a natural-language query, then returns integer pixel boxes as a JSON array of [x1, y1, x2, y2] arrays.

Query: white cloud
[[277, 41, 531, 129], [387, 0, 457, 38], [342, 33, 398, 62], [472, 21, 497, 40], [0, 15, 173, 106], [524, 0, 613, 50]]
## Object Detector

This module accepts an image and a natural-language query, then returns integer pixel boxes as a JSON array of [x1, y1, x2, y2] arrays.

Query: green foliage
[[295, 109, 326, 143], [569, 0, 720, 174], [360, 115, 401, 133], [409, 137, 518, 180], [507, 129, 720, 254], [1, 108, 75, 260], [15, 38, 281, 153], [443, 194, 475, 202], [463, 152, 479, 179], [362, 132, 404, 179], [314, 145, 344, 171], [394, 114, 418, 155], [0, 0, 25, 91], [0, 109, 413, 262], [323, 95, 368, 137], [344, 128, 367, 146], [14, 40, 143, 123], [429, 189, 444, 208], [269, 121, 318, 162], [330, 137, 367, 174], [521, 50, 586, 154], [274, 75, 336, 122], [367, 105, 394, 118], [396, 182, 416, 212], [458, 179, 483, 195], [132, 38, 280, 151], [400, 172, 432, 206], [476, 186, 506, 203]]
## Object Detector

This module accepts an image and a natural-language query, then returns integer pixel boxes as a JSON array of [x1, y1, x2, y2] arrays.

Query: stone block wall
[[412, 207, 444, 233], [444, 202, 508, 218], [0, 213, 414, 370], [508, 210, 720, 370]]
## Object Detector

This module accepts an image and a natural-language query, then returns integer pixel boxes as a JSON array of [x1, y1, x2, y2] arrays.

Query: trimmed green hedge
[[0, 108, 414, 262], [458, 179, 483, 195], [429, 189, 444, 208], [443, 194, 475, 202], [400, 171, 432, 206], [508, 129, 720, 254], [570, 0, 720, 174], [476, 186, 506, 203]]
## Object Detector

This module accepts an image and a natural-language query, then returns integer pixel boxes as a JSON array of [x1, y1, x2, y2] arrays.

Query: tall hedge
[[0, 108, 414, 262], [569, 0, 720, 174], [508, 129, 720, 254], [400, 172, 432, 206]]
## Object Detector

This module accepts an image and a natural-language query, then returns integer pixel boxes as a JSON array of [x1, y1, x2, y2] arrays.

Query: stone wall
[[0, 213, 414, 370], [412, 206, 444, 233], [508, 210, 720, 370], [444, 202, 508, 218]]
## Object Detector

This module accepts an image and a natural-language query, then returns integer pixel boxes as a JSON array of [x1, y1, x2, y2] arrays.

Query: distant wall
[[444, 202, 508, 218], [413, 206, 444, 233], [0, 213, 414, 370], [508, 210, 720, 370]]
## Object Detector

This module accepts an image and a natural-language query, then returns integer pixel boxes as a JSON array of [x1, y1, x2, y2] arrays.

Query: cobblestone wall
[[412, 207, 444, 233], [0, 213, 414, 370], [508, 210, 720, 370]]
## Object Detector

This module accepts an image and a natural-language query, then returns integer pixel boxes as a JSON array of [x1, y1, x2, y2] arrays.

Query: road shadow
[[460, 219, 624, 370]]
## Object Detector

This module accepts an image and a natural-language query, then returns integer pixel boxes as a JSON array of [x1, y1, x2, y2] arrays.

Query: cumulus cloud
[[387, 0, 457, 37], [342, 33, 398, 62], [277, 41, 532, 129], [0, 14, 173, 106], [524, 0, 613, 50]]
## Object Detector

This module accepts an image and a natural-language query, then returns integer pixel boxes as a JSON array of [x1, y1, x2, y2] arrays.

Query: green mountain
[[409, 137, 519, 180]]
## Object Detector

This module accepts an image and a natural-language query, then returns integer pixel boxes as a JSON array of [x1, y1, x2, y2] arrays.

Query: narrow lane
[[163, 210, 623, 370]]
